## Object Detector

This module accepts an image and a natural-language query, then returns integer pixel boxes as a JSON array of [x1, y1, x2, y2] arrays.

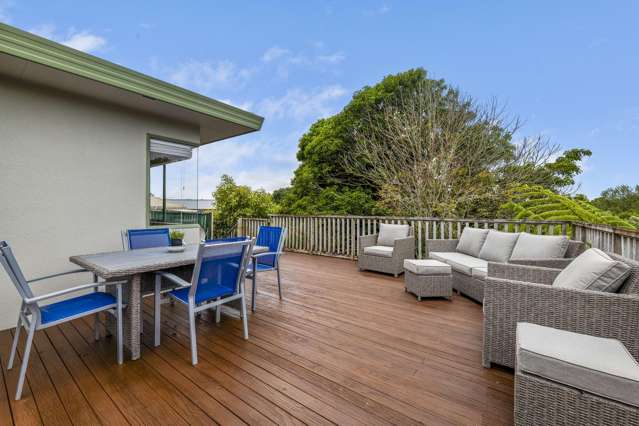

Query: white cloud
[[28, 25, 107, 53], [262, 46, 290, 62], [260, 44, 346, 78], [235, 168, 293, 192], [63, 31, 107, 52], [317, 52, 346, 64], [219, 98, 255, 112], [366, 4, 391, 15], [168, 60, 253, 92], [258, 85, 347, 121]]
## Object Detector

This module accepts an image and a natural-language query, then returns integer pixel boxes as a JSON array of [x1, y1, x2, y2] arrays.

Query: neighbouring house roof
[[0, 23, 264, 145]]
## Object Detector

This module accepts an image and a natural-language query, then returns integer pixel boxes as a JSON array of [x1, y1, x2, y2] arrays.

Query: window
[[148, 138, 211, 237]]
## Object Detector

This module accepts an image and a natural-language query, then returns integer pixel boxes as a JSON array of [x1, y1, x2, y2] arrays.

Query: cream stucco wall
[[0, 76, 200, 329]]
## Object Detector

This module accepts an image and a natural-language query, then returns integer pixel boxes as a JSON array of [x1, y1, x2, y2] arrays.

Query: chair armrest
[[392, 236, 415, 259], [424, 239, 458, 256], [252, 251, 284, 259], [484, 277, 639, 360], [509, 258, 574, 269], [487, 262, 562, 285], [24, 279, 126, 304], [28, 268, 90, 284], [358, 234, 378, 254], [156, 271, 190, 289]]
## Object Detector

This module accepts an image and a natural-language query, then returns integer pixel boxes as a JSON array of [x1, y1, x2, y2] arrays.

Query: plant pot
[[170, 238, 183, 247]]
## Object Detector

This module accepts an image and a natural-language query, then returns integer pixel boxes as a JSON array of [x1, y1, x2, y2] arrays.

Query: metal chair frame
[[0, 241, 124, 400], [153, 238, 255, 365], [247, 226, 287, 311]]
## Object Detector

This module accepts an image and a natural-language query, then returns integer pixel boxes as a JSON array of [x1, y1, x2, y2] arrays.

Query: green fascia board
[[0, 23, 264, 130]]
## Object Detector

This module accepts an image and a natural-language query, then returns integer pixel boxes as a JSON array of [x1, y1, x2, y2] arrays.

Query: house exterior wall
[[0, 76, 200, 329]]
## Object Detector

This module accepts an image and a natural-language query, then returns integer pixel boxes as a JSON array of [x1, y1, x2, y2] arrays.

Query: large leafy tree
[[277, 69, 428, 214], [212, 175, 277, 237]]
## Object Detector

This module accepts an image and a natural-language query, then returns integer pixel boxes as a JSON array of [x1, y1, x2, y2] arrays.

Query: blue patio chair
[[153, 238, 254, 365], [247, 226, 287, 312], [0, 241, 124, 400], [122, 227, 170, 250]]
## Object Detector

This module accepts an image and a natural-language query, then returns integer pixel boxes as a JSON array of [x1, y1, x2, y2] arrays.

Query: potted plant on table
[[169, 230, 185, 247]]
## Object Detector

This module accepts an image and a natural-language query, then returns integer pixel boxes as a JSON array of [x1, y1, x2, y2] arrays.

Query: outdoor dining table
[[70, 242, 268, 360]]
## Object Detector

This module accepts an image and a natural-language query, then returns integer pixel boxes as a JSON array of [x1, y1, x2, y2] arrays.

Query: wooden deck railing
[[573, 222, 639, 260], [237, 215, 572, 259]]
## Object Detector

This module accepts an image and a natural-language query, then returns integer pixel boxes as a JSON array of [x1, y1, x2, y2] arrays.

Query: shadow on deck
[[0, 252, 513, 425]]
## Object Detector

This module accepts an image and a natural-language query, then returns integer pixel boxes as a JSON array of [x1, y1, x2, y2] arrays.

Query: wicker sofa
[[424, 236, 584, 303], [358, 225, 415, 277], [482, 254, 639, 369]]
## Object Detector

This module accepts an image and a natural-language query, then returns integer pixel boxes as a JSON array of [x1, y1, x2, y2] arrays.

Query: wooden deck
[[0, 253, 514, 425]]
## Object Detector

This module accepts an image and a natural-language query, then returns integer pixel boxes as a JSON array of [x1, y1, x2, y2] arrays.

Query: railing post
[[613, 230, 622, 255], [236, 218, 242, 237]]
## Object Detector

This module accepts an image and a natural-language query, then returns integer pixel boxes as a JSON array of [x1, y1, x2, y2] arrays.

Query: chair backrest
[[609, 252, 639, 295], [205, 236, 248, 244], [125, 228, 170, 250], [0, 241, 35, 302], [189, 238, 255, 302], [566, 240, 586, 258], [255, 226, 287, 267]]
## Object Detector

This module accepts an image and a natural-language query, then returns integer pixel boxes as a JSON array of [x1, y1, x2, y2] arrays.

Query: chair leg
[[94, 313, 100, 341], [215, 298, 221, 324], [154, 275, 162, 347], [188, 306, 198, 365], [15, 321, 36, 400], [7, 316, 22, 370], [93, 277, 100, 341], [251, 273, 257, 312], [276, 266, 283, 300], [116, 284, 123, 365], [240, 293, 249, 340]]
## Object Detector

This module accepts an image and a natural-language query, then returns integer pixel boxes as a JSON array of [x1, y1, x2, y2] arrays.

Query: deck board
[[0, 252, 513, 425]]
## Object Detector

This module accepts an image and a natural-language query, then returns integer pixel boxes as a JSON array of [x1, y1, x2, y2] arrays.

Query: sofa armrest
[[484, 277, 639, 362], [392, 236, 415, 260], [488, 262, 562, 285], [358, 234, 378, 254], [424, 239, 458, 256], [509, 258, 574, 269]]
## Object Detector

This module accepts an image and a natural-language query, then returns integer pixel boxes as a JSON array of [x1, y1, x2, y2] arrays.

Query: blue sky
[[3, 1, 639, 199]]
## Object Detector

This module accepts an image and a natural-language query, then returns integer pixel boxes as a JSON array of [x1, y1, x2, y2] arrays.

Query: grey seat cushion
[[430, 252, 487, 276], [377, 224, 411, 247], [478, 230, 520, 263], [403, 259, 451, 275], [516, 323, 639, 407], [363, 245, 394, 258], [456, 228, 489, 257], [553, 248, 631, 292], [510, 232, 569, 260]]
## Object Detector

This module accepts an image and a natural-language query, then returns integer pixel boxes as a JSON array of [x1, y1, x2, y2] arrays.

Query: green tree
[[278, 68, 429, 215], [592, 185, 639, 218], [500, 185, 636, 230], [211, 175, 278, 237]]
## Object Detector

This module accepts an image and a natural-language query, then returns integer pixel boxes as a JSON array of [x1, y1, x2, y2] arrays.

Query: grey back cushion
[[510, 232, 569, 260], [456, 227, 489, 258], [553, 248, 631, 292], [377, 223, 410, 247], [478, 230, 520, 263]]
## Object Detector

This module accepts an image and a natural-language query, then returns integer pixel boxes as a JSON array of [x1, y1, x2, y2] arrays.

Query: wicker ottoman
[[403, 259, 452, 301]]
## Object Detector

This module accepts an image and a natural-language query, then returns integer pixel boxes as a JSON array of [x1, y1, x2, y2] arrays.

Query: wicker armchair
[[358, 232, 415, 277], [482, 254, 639, 369]]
